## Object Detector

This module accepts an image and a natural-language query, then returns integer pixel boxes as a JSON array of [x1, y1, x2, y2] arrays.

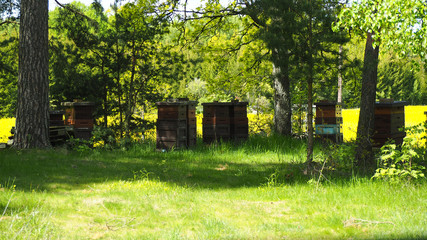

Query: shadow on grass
[[0, 135, 363, 192]]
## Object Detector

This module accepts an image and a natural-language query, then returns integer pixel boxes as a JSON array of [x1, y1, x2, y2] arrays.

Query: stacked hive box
[[314, 101, 343, 142], [202, 101, 248, 143], [373, 100, 407, 147], [156, 99, 197, 150], [49, 111, 67, 144], [187, 101, 197, 147], [49, 111, 65, 127], [61, 101, 95, 140], [231, 102, 249, 142]]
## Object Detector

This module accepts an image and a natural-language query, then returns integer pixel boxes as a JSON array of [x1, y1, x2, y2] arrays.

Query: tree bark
[[272, 50, 292, 136], [337, 45, 343, 103], [355, 32, 379, 171], [14, 0, 50, 149], [306, 5, 314, 165]]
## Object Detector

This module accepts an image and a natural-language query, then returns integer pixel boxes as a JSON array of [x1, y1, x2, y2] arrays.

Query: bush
[[372, 123, 427, 183], [318, 142, 357, 172]]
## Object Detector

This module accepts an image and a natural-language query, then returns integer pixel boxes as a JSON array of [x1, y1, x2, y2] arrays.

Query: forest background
[[0, 0, 426, 140]]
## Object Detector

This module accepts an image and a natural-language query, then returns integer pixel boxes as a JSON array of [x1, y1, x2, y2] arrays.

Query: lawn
[[0, 136, 426, 239]]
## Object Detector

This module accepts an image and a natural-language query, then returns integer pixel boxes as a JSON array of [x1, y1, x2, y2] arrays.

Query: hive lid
[[202, 101, 248, 106], [49, 110, 65, 114], [375, 100, 408, 107], [156, 100, 198, 106], [314, 101, 342, 106], [61, 102, 95, 107]]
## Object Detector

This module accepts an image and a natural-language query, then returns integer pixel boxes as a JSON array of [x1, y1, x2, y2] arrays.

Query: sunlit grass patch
[[0, 136, 426, 239]]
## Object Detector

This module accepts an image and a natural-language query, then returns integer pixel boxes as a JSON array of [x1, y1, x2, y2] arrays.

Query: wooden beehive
[[62, 101, 95, 128], [61, 101, 95, 140], [314, 101, 343, 142], [49, 110, 67, 145], [156, 99, 197, 150], [231, 102, 249, 142], [202, 101, 248, 144], [49, 111, 65, 126], [187, 101, 197, 147], [372, 100, 407, 147]]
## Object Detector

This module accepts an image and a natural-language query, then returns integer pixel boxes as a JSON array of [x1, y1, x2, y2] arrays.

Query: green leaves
[[335, 0, 427, 66], [373, 123, 427, 183]]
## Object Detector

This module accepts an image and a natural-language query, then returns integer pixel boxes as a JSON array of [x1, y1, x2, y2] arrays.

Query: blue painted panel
[[315, 124, 342, 135]]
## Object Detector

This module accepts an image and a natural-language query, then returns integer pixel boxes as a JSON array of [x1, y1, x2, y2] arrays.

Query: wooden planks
[[202, 101, 248, 144], [372, 101, 407, 147], [156, 99, 197, 150], [61, 101, 95, 140], [315, 101, 343, 143]]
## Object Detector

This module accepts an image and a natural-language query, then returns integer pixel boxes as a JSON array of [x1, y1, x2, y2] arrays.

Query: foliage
[[66, 136, 93, 152], [373, 123, 427, 183], [334, 0, 427, 67], [377, 55, 427, 104], [248, 112, 273, 136], [91, 125, 118, 149], [0, 0, 19, 20], [49, 0, 179, 140], [0, 24, 18, 117], [318, 142, 357, 172], [173, 14, 273, 107]]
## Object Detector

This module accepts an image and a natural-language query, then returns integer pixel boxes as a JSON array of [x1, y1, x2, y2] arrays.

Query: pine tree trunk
[[355, 32, 380, 171], [306, 7, 314, 165], [337, 45, 343, 103], [273, 51, 292, 136], [14, 0, 50, 149]]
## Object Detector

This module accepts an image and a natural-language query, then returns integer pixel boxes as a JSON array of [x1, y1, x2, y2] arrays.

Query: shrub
[[372, 123, 427, 183]]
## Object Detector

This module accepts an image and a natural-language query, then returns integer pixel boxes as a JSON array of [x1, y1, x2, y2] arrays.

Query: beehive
[[61, 101, 95, 140], [372, 100, 407, 147], [49, 110, 67, 145], [202, 101, 248, 143], [156, 99, 197, 150], [314, 101, 343, 142], [49, 111, 65, 126]]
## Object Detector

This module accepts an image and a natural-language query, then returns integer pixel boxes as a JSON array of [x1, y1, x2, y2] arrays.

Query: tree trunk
[[337, 45, 343, 103], [306, 71, 314, 164], [306, 6, 314, 165], [355, 32, 380, 171], [273, 51, 292, 136], [14, 0, 50, 149], [125, 37, 137, 139], [102, 62, 108, 128]]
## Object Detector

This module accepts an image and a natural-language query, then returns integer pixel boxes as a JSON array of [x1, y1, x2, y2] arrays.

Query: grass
[[0, 135, 426, 239]]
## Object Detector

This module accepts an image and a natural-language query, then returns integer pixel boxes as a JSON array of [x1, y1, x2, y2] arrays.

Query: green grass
[[0, 135, 426, 239]]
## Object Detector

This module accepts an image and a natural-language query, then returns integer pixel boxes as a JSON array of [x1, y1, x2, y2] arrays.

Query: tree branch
[[54, 0, 97, 24], [0, 20, 19, 26]]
